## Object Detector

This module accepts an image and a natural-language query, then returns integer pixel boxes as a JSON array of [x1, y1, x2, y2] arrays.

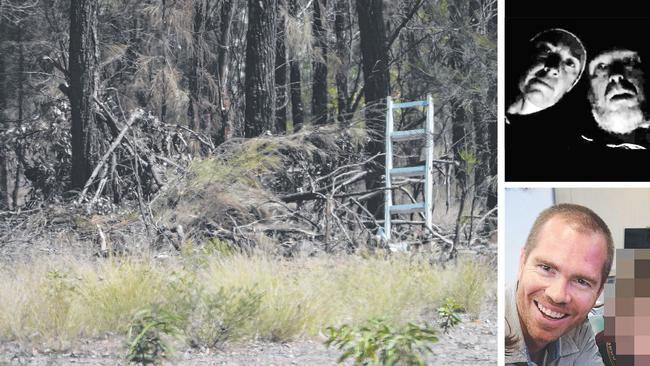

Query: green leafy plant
[[437, 298, 463, 333], [324, 318, 438, 366], [126, 307, 182, 365]]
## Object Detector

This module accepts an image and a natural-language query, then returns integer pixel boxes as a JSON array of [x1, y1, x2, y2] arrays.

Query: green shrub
[[325, 318, 438, 366], [437, 297, 463, 333], [126, 306, 182, 365]]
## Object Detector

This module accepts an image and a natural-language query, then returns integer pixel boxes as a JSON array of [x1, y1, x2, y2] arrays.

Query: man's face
[[518, 40, 583, 111], [589, 50, 647, 134], [516, 217, 606, 350]]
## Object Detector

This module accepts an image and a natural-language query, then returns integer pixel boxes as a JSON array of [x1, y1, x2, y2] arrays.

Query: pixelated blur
[[603, 248, 650, 365]]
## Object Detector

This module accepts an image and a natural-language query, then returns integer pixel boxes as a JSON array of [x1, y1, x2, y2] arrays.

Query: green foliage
[[179, 239, 238, 268], [458, 149, 477, 173], [473, 33, 496, 51], [189, 286, 262, 347], [437, 298, 463, 333], [202, 238, 238, 257], [325, 319, 438, 366], [126, 307, 182, 365], [189, 141, 282, 188]]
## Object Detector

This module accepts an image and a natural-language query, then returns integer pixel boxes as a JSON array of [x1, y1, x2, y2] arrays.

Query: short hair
[[530, 28, 587, 90], [523, 203, 614, 288]]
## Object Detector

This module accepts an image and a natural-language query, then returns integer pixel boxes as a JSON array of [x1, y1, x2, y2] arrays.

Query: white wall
[[555, 188, 650, 275], [505, 188, 554, 286]]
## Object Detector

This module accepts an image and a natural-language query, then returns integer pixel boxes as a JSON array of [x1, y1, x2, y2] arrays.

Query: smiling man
[[506, 204, 614, 365], [587, 48, 649, 137], [507, 28, 586, 115]]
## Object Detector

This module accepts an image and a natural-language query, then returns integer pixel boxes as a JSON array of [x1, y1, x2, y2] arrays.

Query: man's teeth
[[536, 302, 566, 319]]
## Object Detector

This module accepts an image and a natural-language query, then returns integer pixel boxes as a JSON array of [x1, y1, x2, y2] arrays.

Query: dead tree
[[244, 0, 277, 137], [216, 0, 236, 141], [288, 0, 305, 131], [69, 0, 101, 189], [275, 0, 288, 133], [0, 21, 7, 209], [334, 0, 350, 125], [312, 0, 328, 125], [356, 0, 389, 218]]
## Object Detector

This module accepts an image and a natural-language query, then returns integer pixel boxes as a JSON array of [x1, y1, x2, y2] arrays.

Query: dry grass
[[0, 252, 493, 348]]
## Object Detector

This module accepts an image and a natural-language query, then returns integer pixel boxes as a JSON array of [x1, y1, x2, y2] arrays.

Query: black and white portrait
[[506, 2, 650, 181]]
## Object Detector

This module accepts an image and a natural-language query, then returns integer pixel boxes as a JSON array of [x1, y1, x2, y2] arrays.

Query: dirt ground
[[0, 293, 496, 366]]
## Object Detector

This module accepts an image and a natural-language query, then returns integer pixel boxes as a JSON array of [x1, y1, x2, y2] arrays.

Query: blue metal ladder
[[384, 94, 434, 241]]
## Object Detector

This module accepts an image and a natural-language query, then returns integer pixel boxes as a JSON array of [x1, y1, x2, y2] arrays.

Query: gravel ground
[[0, 294, 496, 366]]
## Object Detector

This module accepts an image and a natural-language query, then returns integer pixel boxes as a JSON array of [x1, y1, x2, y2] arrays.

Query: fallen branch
[[76, 109, 144, 204], [473, 206, 497, 231], [313, 153, 380, 185], [260, 226, 319, 237], [365, 219, 454, 245], [280, 170, 368, 203], [175, 125, 215, 151]]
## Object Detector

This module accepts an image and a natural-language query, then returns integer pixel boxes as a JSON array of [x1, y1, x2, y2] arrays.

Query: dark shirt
[[572, 123, 650, 181], [505, 109, 580, 181], [506, 108, 650, 181], [595, 331, 616, 366]]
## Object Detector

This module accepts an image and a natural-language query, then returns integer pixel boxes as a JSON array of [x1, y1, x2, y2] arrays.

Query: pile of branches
[[153, 125, 377, 256], [0, 93, 213, 211], [153, 124, 483, 258], [0, 109, 495, 261]]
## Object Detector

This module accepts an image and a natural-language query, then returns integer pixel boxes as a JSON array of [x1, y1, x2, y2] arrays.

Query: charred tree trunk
[[289, 61, 304, 132], [69, 0, 100, 189], [188, 0, 205, 131], [160, 0, 168, 122], [311, 0, 328, 125], [0, 149, 6, 209], [486, 84, 497, 212], [356, 0, 389, 219], [451, 102, 467, 184], [244, 0, 277, 137], [288, 0, 304, 131], [216, 0, 235, 141], [334, 0, 349, 125], [275, 0, 287, 133], [0, 24, 7, 209], [13, 27, 24, 209]]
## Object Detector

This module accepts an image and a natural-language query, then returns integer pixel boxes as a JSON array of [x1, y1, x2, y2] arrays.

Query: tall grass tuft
[[0, 253, 493, 348]]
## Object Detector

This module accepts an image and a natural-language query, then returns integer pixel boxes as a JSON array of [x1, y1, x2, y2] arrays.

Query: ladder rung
[[392, 100, 427, 109], [390, 166, 425, 177], [391, 129, 425, 141], [389, 203, 425, 214]]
